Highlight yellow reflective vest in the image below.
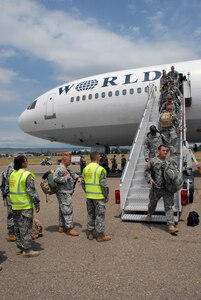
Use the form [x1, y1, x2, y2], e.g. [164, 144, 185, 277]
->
[9, 169, 35, 210]
[83, 162, 106, 200]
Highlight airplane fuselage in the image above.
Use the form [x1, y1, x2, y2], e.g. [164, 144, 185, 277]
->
[18, 60, 201, 146]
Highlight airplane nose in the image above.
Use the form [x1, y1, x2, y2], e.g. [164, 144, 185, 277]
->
[18, 110, 28, 133]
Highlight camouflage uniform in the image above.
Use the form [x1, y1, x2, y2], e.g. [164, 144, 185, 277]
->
[144, 157, 175, 225]
[160, 101, 179, 114]
[143, 132, 165, 160]
[12, 175, 40, 250]
[158, 111, 180, 148]
[53, 165, 79, 229]
[82, 170, 109, 234]
[167, 70, 179, 82]
[3, 163, 14, 234]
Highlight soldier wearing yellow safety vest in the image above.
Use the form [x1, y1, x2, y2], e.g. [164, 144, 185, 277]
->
[9, 155, 40, 257]
[82, 151, 111, 242]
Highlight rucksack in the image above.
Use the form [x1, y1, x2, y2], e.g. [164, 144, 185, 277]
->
[187, 211, 199, 227]
[40, 172, 58, 198]
[163, 160, 183, 193]
[159, 112, 173, 128]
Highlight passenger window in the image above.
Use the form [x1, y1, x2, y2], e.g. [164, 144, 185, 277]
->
[101, 92, 105, 98]
[130, 88, 134, 94]
[137, 88, 142, 94]
[95, 93, 99, 99]
[82, 95, 86, 101]
[115, 90, 119, 96]
[145, 87, 148, 93]
[70, 97, 74, 103]
[108, 91, 112, 97]
[122, 89, 127, 95]
[76, 96, 80, 102]
[88, 94, 92, 100]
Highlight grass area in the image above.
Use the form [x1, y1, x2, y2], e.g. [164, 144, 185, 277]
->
[0, 153, 129, 166]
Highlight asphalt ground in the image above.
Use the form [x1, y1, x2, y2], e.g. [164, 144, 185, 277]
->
[0, 164, 201, 300]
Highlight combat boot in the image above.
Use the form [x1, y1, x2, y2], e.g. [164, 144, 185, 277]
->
[66, 228, 79, 237]
[87, 231, 94, 240]
[7, 232, 16, 242]
[168, 225, 179, 235]
[97, 233, 111, 242]
[23, 250, 40, 257]
[58, 226, 66, 233]
[145, 214, 152, 223]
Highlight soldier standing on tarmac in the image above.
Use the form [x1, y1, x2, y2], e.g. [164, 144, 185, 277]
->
[53, 153, 81, 236]
[9, 155, 40, 257]
[2, 162, 16, 242]
[82, 151, 111, 242]
[144, 145, 179, 234]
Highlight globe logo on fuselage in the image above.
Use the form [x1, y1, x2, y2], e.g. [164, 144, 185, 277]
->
[75, 79, 98, 91]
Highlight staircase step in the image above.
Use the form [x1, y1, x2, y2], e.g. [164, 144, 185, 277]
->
[121, 213, 179, 223]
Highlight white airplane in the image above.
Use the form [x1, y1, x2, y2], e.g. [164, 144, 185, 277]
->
[18, 59, 201, 152]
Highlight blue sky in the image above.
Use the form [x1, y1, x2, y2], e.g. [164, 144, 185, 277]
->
[0, 0, 201, 148]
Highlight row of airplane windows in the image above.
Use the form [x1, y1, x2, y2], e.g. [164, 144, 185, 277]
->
[70, 86, 151, 103]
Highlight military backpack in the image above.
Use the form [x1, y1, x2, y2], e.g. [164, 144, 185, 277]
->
[159, 112, 173, 128]
[163, 160, 183, 193]
[40, 171, 58, 201]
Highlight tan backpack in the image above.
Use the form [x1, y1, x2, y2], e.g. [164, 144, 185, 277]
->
[159, 112, 173, 128]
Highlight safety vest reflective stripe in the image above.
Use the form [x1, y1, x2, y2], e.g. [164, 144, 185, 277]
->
[9, 169, 34, 210]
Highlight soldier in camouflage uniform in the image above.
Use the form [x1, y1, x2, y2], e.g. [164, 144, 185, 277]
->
[160, 69, 168, 91]
[9, 155, 40, 257]
[82, 151, 111, 242]
[2, 162, 16, 241]
[143, 125, 166, 161]
[144, 145, 179, 234]
[167, 66, 179, 83]
[159, 105, 181, 153]
[53, 153, 81, 236]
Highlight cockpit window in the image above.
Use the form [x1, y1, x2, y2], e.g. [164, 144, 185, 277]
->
[27, 99, 37, 110]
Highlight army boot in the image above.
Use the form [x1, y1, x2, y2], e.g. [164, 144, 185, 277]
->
[87, 231, 94, 240]
[97, 233, 111, 242]
[7, 232, 16, 242]
[168, 225, 179, 235]
[58, 226, 66, 233]
[145, 214, 152, 223]
[23, 250, 40, 257]
[66, 228, 79, 237]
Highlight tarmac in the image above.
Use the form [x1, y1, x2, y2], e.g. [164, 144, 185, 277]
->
[0, 164, 201, 300]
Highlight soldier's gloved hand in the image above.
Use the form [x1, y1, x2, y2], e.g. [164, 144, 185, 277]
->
[35, 207, 40, 213]
[105, 197, 109, 203]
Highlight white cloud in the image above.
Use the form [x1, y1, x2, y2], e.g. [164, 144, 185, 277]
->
[0, 116, 17, 122]
[0, 0, 198, 83]
[0, 89, 21, 103]
[0, 68, 18, 84]
[147, 11, 168, 33]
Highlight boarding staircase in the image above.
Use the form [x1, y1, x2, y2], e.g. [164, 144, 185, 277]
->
[120, 81, 188, 222]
